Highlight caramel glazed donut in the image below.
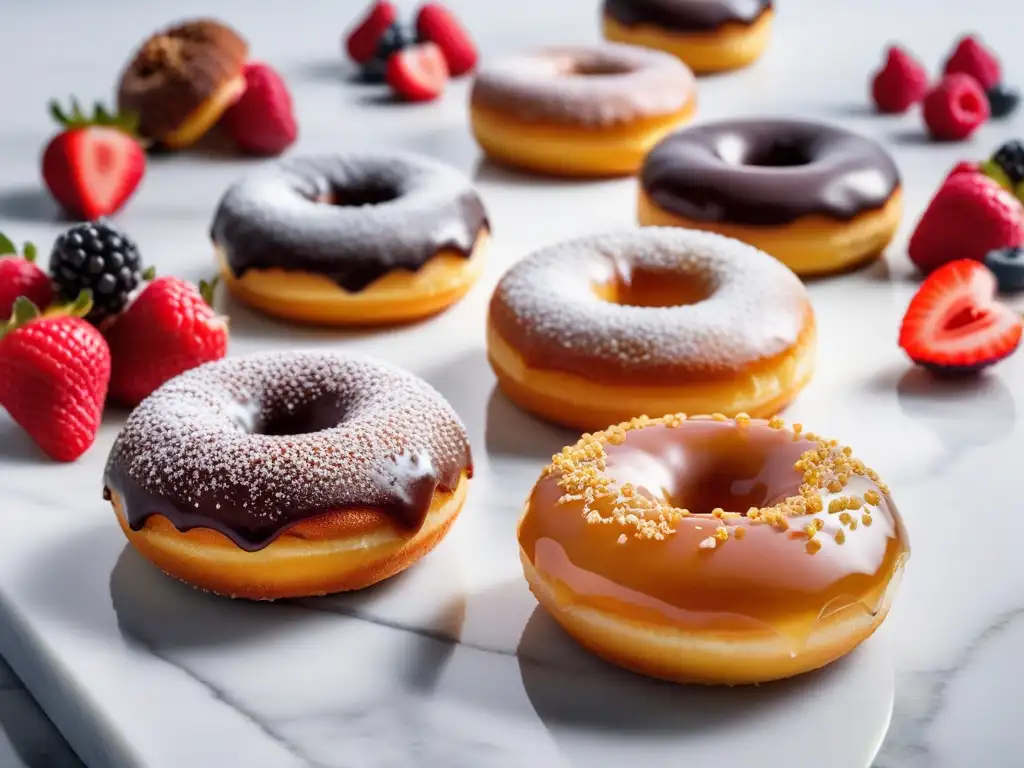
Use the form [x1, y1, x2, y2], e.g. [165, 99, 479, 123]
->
[469, 44, 696, 177]
[103, 352, 473, 600]
[602, 0, 774, 74]
[639, 118, 903, 277]
[519, 414, 911, 685]
[487, 228, 815, 431]
[117, 18, 248, 149]
[211, 154, 490, 326]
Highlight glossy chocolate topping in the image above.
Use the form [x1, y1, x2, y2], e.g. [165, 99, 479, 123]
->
[519, 416, 910, 635]
[103, 352, 473, 551]
[603, 0, 773, 32]
[641, 119, 901, 226]
[210, 154, 489, 293]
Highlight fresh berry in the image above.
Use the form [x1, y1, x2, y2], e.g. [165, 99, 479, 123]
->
[359, 22, 415, 83]
[104, 276, 228, 407]
[345, 1, 399, 64]
[922, 74, 990, 141]
[946, 161, 980, 182]
[386, 43, 450, 102]
[415, 3, 478, 77]
[870, 46, 929, 114]
[983, 247, 1024, 292]
[909, 173, 1024, 274]
[41, 99, 145, 221]
[0, 236, 53, 319]
[49, 220, 145, 324]
[981, 139, 1024, 193]
[0, 293, 111, 462]
[943, 35, 1001, 90]
[220, 62, 298, 156]
[899, 259, 1022, 373]
[986, 84, 1021, 120]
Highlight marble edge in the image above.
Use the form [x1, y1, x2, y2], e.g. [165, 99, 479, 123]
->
[0, 597, 134, 768]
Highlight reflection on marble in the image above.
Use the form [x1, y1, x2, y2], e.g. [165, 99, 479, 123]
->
[0, 659, 83, 768]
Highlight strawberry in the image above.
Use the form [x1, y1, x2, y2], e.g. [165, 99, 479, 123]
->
[41, 99, 145, 221]
[104, 276, 228, 407]
[220, 62, 298, 157]
[0, 292, 110, 462]
[346, 2, 399, 64]
[415, 3, 478, 77]
[943, 35, 1001, 91]
[908, 173, 1024, 274]
[0, 235, 53, 319]
[945, 161, 981, 182]
[899, 259, 1022, 373]
[386, 43, 449, 102]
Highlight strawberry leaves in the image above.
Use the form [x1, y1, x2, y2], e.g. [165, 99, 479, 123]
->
[49, 98, 140, 137]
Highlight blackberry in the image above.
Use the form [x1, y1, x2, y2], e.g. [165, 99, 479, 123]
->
[359, 23, 414, 83]
[987, 84, 1021, 120]
[49, 221, 144, 323]
[992, 140, 1024, 186]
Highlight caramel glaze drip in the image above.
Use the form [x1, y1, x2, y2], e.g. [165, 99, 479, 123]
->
[603, 0, 773, 32]
[518, 415, 909, 644]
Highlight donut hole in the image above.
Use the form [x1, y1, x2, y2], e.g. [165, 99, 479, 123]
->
[565, 59, 635, 78]
[593, 266, 713, 308]
[254, 394, 347, 437]
[716, 135, 814, 168]
[321, 181, 400, 208]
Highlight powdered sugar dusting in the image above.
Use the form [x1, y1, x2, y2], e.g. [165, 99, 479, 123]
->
[470, 44, 695, 126]
[490, 228, 811, 380]
[104, 352, 472, 547]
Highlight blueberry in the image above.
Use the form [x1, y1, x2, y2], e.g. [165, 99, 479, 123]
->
[358, 23, 413, 83]
[987, 84, 1021, 119]
[984, 247, 1024, 292]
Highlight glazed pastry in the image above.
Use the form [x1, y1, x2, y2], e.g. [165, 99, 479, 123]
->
[469, 44, 696, 177]
[487, 228, 814, 430]
[103, 351, 473, 600]
[117, 18, 248, 149]
[639, 118, 903, 277]
[519, 414, 910, 685]
[211, 154, 490, 326]
[602, 0, 774, 74]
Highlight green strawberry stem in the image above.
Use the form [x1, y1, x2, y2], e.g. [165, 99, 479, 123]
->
[199, 277, 219, 307]
[49, 98, 140, 137]
[0, 232, 38, 261]
[142, 266, 157, 281]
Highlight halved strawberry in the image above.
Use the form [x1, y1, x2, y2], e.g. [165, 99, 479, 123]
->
[345, 2, 399, 64]
[899, 259, 1023, 373]
[386, 43, 449, 102]
[41, 99, 145, 221]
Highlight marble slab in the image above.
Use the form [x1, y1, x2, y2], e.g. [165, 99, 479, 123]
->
[2, 0, 1024, 766]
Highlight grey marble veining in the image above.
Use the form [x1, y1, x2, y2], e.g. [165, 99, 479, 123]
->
[2, 0, 1024, 766]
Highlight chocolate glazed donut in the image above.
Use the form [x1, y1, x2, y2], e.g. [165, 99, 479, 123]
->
[601, 0, 774, 73]
[211, 153, 490, 326]
[638, 119, 903, 277]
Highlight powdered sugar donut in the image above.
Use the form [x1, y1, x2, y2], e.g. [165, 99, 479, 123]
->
[469, 44, 696, 177]
[211, 153, 490, 326]
[104, 351, 473, 599]
[487, 228, 815, 429]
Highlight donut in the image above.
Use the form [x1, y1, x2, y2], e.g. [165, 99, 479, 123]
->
[211, 154, 490, 326]
[487, 228, 815, 431]
[103, 352, 473, 600]
[638, 118, 903, 277]
[602, 0, 774, 74]
[519, 414, 911, 685]
[117, 19, 248, 149]
[469, 44, 696, 177]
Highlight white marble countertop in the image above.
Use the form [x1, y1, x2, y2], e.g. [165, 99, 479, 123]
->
[2, 0, 1024, 766]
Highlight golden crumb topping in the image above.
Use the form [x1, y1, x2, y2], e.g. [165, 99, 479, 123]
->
[546, 414, 890, 553]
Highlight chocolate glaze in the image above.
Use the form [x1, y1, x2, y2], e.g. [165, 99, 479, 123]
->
[603, 0, 772, 32]
[103, 352, 473, 551]
[210, 154, 489, 293]
[641, 119, 901, 227]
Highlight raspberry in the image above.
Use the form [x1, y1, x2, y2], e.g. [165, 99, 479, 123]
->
[922, 73, 990, 141]
[871, 46, 929, 114]
[943, 35, 1001, 90]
